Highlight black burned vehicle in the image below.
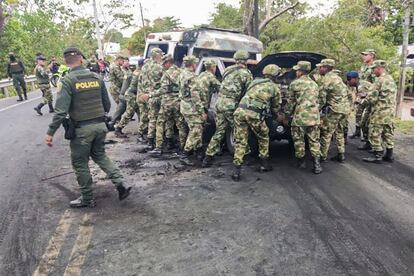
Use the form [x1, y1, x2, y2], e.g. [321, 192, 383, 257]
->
[204, 51, 327, 154]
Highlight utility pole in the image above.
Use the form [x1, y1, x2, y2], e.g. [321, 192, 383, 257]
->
[397, 2, 412, 118]
[139, 2, 147, 45]
[93, 0, 104, 59]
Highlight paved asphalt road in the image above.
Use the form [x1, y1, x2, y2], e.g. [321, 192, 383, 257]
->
[0, 90, 414, 276]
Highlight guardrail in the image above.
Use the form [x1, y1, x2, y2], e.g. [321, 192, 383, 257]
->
[0, 75, 37, 97]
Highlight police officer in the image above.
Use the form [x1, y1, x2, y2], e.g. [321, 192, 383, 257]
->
[34, 55, 54, 115]
[45, 47, 131, 208]
[7, 52, 27, 101]
[231, 64, 282, 181]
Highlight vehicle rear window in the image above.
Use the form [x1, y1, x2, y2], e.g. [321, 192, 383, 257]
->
[146, 44, 169, 58]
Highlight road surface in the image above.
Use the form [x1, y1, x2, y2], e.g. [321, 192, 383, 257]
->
[0, 91, 414, 276]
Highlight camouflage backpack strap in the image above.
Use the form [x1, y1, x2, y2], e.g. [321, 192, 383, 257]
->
[246, 78, 271, 93]
[164, 71, 180, 93]
[222, 66, 242, 81]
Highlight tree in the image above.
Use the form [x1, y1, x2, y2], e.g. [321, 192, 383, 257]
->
[209, 3, 243, 30]
[104, 29, 123, 43]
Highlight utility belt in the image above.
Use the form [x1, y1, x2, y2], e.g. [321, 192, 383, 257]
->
[63, 116, 107, 140]
[76, 116, 106, 127]
[239, 104, 272, 121]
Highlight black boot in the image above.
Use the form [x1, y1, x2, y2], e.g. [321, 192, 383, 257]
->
[382, 148, 394, 163]
[259, 158, 273, 172]
[117, 185, 132, 201]
[231, 165, 241, 181]
[145, 138, 155, 150]
[202, 155, 213, 168]
[166, 138, 175, 151]
[69, 196, 96, 208]
[137, 134, 147, 144]
[48, 103, 54, 113]
[34, 103, 44, 115]
[23, 92, 28, 100]
[148, 147, 162, 157]
[358, 142, 371, 151]
[296, 157, 306, 169]
[350, 127, 361, 139]
[195, 147, 205, 161]
[313, 157, 323, 174]
[114, 127, 127, 138]
[17, 95, 24, 102]
[107, 121, 115, 131]
[330, 153, 345, 163]
[179, 151, 194, 166]
[363, 151, 383, 164]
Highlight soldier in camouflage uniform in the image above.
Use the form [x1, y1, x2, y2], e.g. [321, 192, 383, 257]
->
[109, 56, 125, 104]
[362, 60, 397, 163]
[333, 69, 353, 145]
[115, 58, 145, 137]
[231, 64, 282, 181]
[318, 59, 350, 163]
[33, 55, 54, 115]
[136, 59, 150, 143]
[286, 61, 322, 174]
[178, 55, 200, 165]
[202, 50, 253, 167]
[181, 59, 221, 162]
[352, 49, 376, 143]
[149, 54, 188, 156]
[140, 48, 164, 150]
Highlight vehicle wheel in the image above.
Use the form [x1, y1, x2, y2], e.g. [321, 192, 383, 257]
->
[225, 128, 259, 156]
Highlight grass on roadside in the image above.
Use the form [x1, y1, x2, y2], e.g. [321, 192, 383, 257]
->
[395, 119, 414, 135]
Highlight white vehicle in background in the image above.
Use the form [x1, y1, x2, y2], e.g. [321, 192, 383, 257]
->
[143, 26, 263, 66]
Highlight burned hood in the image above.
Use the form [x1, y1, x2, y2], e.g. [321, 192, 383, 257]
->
[253, 51, 327, 78]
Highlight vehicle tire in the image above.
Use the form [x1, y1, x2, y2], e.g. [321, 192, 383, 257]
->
[225, 127, 259, 156]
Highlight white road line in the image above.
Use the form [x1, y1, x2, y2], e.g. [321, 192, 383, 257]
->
[0, 95, 42, 113]
[63, 213, 94, 276]
[32, 210, 74, 276]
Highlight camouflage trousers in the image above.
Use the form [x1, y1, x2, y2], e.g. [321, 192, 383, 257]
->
[147, 97, 161, 139]
[291, 126, 320, 159]
[233, 108, 269, 166]
[137, 94, 149, 136]
[361, 106, 371, 140]
[155, 97, 188, 149]
[205, 109, 235, 157]
[369, 123, 394, 152]
[320, 111, 346, 159]
[335, 113, 349, 138]
[39, 84, 53, 104]
[354, 102, 364, 127]
[109, 86, 120, 104]
[116, 93, 139, 130]
[183, 114, 204, 152]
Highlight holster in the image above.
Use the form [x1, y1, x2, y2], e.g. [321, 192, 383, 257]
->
[62, 118, 76, 140]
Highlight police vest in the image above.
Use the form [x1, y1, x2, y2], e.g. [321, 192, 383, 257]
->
[9, 62, 23, 74]
[65, 72, 105, 122]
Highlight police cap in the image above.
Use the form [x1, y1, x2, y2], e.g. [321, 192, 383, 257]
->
[346, 71, 359, 80]
[63, 47, 85, 58]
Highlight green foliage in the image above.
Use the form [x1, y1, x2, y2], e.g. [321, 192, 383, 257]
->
[209, 3, 243, 30]
[104, 29, 123, 43]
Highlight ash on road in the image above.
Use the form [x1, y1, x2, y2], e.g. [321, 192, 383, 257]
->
[0, 93, 414, 276]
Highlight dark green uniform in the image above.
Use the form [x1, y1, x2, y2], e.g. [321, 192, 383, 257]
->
[7, 59, 27, 100]
[47, 66, 125, 203]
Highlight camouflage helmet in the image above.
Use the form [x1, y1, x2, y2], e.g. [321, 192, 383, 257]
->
[161, 54, 173, 64]
[361, 48, 376, 56]
[262, 64, 281, 76]
[370, 60, 387, 69]
[183, 55, 199, 65]
[233, 50, 249, 61]
[316, 59, 335, 68]
[151, 47, 163, 55]
[293, 61, 311, 72]
[203, 59, 217, 67]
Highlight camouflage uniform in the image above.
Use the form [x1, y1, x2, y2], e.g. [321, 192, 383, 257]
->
[367, 71, 397, 152]
[155, 64, 188, 149]
[357, 62, 376, 138]
[319, 65, 350, 159]
[109, 63, 124, 104]
[286, 74, 321, 159]
[142, 59, 164, 140]
[34, 64, 53, 105]
[205, 64, 252, 157]
[136, 74, 149, 136]
[233, 77, 281, 166]
[183, 68, 221, 152]
[116, 68, 140, 130]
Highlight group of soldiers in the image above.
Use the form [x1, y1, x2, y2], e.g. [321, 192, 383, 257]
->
[106, 47, 397, 181]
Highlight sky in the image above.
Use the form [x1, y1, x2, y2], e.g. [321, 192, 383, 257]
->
[122, 0, 338, 37]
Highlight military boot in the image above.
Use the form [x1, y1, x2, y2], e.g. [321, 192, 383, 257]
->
[330, 153, 345, 163]
[259, 158, 273, 172]
[350, 127, 361, 139]
[137, 134, 147, 144]
[117, 185, 132, 201]
[145, 138, 155, 150]
[48, 103, 55, 113]
[358, 142, 371, 151]
[202, 155, 213, 168]
[179, 151, 194, 166]
[106, 121, 115, 131]
[231, 165, 241, 181]
[363, 151, 383, 164]
[296, 157, 306, 169]
[69, 197, 96, 208]
[313, 157, 323, 174]
[34, 103, 44, 116]
[195, 147, 205, 161]
[148, 147, 162, 157]
[114, 127, 127, 138]
[17, 95, 24, 102]
[166, 138, 175, 151]
[23, 92, 28, 100]
[382, 148, 394, 163]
